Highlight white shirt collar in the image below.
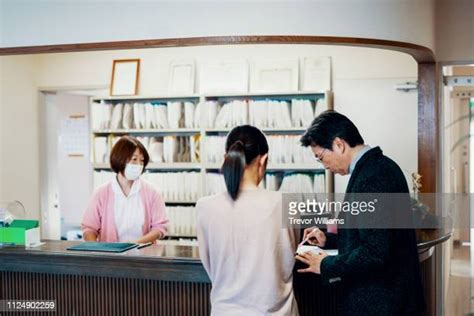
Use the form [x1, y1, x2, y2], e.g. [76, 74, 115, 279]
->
[349, 145, 371, 174]
[112, 175, 141, 197]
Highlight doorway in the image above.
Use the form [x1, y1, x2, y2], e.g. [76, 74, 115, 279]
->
[39, 88, 106, 240]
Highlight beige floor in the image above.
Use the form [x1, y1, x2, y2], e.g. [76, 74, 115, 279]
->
[445, 244, 474, 315]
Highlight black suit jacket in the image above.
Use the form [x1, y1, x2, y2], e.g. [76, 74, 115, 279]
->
[320, 147, 425, 315]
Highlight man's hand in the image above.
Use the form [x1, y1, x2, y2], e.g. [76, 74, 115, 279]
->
[302, 227, 326, 247]
[295, 251, 329, 274]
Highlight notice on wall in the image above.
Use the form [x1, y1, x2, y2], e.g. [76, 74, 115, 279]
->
[59, 115, 88, 157]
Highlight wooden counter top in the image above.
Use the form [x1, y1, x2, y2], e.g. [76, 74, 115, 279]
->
[0, 240, 209, 283]
[0, 229, 451, 283]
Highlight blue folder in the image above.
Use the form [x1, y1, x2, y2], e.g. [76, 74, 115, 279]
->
[67, 242, 138, 253]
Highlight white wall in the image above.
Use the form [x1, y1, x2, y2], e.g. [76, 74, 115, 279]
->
[435, 0, 474, 62]
[0, 0, 436, 52]
[0, 44, 417, 220]
[4, 1, 474, 61]
[0, 55, 39, 218]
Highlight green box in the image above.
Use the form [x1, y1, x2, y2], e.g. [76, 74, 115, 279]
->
[0, 220, 40, 246]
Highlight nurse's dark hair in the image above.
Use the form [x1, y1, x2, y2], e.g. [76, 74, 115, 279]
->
[221, 125, 269, 201]
[110, 136, 149, 174]
[300, 110, 364, 149]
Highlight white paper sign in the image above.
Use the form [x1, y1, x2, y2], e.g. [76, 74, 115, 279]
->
[59, 117, 88, 156]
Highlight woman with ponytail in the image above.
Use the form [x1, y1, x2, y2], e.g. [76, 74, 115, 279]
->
[196, 125, 299, 316]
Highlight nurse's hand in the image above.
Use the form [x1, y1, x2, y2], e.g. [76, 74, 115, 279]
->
[295, 251, 328, 274]
[302, 227, 326, 247]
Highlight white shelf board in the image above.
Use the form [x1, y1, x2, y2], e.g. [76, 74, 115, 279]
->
[92, 91, 326, 103]
[93, 162, 202, 170]
[203, 163, 324, 171]
[205, 127, 307, 133]
[92, 94, 200, 102]
[92, 128, 201, 134]
[204, 90, 326, 98]
[92, 127, 306, 134]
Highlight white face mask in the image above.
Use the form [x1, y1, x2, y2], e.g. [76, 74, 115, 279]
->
[124, 163, 143, 181]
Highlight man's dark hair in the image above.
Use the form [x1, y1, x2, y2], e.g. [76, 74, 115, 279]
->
[300, 110, 364, 149]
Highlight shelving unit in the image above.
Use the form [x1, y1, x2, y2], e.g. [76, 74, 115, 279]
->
[90, 90, 334, 238]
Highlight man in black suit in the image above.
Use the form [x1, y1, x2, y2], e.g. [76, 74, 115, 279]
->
[295, 110, 425, 315]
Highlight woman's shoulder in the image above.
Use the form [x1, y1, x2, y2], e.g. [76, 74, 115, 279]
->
[196, 189, 281, 207]
[196, 192, 226, 207]
[244, 188, 282, 202]
[195, 192, 235, 214]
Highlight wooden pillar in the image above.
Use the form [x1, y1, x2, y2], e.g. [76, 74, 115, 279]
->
[418, 62, 439, 316]
[418, 62, 439, 193]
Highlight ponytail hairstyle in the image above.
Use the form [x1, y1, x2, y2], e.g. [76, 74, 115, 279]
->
[221, 125, 269, 201]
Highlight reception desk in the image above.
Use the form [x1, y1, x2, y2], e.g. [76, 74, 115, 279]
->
[0, 230, 451, 315]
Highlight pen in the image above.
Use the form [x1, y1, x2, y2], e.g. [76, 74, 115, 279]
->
[137, 242, 152, 249]
[298, 228, 317, 248]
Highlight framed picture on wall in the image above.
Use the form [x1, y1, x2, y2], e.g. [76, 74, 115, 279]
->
[168, 60, 195, 94]
[199, 60, 249, 94]
[110, 59, 140, 96]
[250, 59, 299, 93]
[301, 57, 331, 91]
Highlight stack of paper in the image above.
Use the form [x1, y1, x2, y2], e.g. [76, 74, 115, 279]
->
[195, 101, 220, 128]
[291, 99, 315, 127]
[145, 172, 200, 202]
[167, 102, 183, 129]
[109, 135, 198, 164]
[202, 136, 226, 163]
[265, 174, 280, 191]
[133, 103, 146, 129]
[144, 103, 156, 128]
[205, 173, 227, 195]
[110, 103, 123, 129]
[93, 137, 108, 163]
[92, 101, 199, 131]
[313, 174, 326, 193]
[91, 101, 113, 130]
[148, 137, 164, 163]
[154, 105, 169, 129]
[184, 102, 195, 128]
[269, 135, 318, 165]
[162, 136, 194, 163]
[167, 206, 196, 237]
[277, 173, 326, 194]
[190, 135, 200, 163]
[314, 98, 328, 118]
[296, 245, 338, 256]
[122, 103, 133, 129]
[203, 135, 319, 166]
[214, 100, 248, 128]
[279, 174, 314, 193]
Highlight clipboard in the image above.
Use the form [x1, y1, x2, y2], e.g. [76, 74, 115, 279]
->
[67, 242, 138, 253]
